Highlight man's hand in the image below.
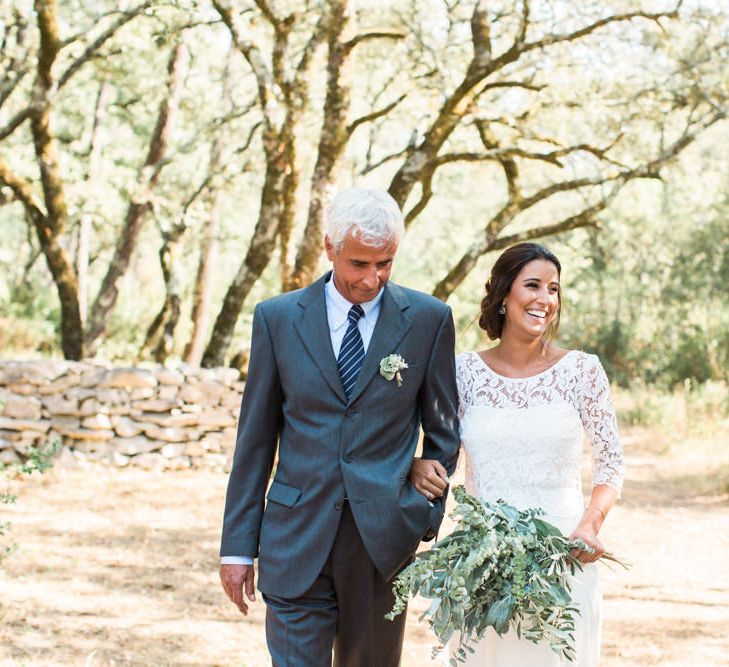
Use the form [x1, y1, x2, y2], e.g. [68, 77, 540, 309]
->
[220, 564, 256, 615]
[409, 457, 449, 500]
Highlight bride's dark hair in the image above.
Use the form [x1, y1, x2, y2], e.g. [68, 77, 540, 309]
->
[479, 242, 562, 340]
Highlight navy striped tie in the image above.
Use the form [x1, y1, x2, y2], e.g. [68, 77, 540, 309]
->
[337, 305, 365, 398]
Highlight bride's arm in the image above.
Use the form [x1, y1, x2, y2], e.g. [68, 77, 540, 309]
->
[568, 484, 618, 564]
[571, 353, 625, 563]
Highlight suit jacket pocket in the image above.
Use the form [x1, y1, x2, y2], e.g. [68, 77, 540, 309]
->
[400, 480, 432, 533]
[267, 480, 302, 508]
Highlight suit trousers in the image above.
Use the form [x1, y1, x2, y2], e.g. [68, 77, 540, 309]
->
[263, 501, 409, 667]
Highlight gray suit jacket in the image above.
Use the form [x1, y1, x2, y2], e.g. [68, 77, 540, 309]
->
[220, 273, 460, 598]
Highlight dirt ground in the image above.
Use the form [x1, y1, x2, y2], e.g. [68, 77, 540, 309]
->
[1, 425, 728, 667]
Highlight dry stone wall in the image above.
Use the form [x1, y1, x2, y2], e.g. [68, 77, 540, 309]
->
[0, 360, 243, 471]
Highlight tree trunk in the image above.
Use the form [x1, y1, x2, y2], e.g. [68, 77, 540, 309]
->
[277, 125, 299, 291]
[85, 41, 187, 355]
[152, 293, 181, 363]
[78, 79, 110, 326]
[201, 153, 285, 367]
[204, 3, 327, 366]
[139, 224, 185, 363]
[286, 0, 352, 292]
[0, 153, 82, 360]
[184, 191, 220, 366]
[29, 0, 82, 359]
[183, 45, 237, 366]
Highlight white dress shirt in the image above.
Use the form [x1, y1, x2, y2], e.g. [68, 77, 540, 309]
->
[221, 274, 384, 566]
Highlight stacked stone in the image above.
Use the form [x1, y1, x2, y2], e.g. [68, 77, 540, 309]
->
[0, 360, 243, 471]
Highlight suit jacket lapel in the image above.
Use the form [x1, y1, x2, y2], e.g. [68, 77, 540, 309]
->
[347, 282, 411, 405]
[293, 273, 348, 404]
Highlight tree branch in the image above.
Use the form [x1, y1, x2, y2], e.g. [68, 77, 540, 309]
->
[432, 190, 621, 302]
[347, 93, 406, 135]
[0, 1, 153, 141]
[522, 9, 680, 56]
[469, 0, 492, 73]
[58, 1, 153, 89]
[473, 119, 520, 202]
[343, 30, 405, 54]
[360, 146, 410, 176]
[431, 99, 714, 303]
[479, 79, 544, 94]
[213, 0, 272, 113]
[404, 170, 435, 225]
[0, 64, 31, 110]
[0, 153, 46, 224]
[638, 110, 726, 176]
[433, 139, 627, 169]
[0, 108, 34, 143]
[518, 175, 620, 212]
[233, 120, 263, 156]
[253, 0, 282, 28]
[486, 202, 609, 253]
[265, 6, 294, 98]
[516, 0, 531, 47]
[292, 9, 327, 92]
[142, 99, 259, 172]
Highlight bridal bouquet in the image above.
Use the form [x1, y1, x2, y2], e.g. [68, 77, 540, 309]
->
[387, 486, 625, 664]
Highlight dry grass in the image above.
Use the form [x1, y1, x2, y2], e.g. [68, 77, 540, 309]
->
[1, 425, 728, 666]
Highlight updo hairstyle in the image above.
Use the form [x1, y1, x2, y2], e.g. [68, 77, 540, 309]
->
[479, 242, 562, 340]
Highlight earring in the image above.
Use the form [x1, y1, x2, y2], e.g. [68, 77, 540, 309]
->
[499, 304, 506, 315]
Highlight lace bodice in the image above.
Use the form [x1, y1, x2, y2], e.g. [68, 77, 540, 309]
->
[456, 350, 623, 527]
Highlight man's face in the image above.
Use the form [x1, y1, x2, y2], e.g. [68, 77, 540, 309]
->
[325, 230, 398, 304]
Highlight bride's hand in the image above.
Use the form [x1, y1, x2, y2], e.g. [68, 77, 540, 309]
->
[408, 457, 449, 501]
[568, 524, 605, 564]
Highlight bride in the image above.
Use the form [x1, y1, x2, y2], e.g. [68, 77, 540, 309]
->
[410, 242, 624, 666]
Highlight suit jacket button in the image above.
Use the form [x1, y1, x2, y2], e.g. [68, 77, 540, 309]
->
[335, 501, 343, 510]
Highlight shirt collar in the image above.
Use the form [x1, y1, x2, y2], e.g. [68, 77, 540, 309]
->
[325, 273, 384, 329]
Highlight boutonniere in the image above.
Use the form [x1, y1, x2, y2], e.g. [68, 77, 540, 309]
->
[379, 354, 409, 387]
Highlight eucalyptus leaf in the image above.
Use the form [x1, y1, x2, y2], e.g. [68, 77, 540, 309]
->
[532, 517, 563, 537]
[485, 595, 514, 635]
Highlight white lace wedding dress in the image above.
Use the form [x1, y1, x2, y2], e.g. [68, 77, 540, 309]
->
[449, 350, 624, 667]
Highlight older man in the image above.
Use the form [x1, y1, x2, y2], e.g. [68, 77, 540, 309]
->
[220, 188, 459, 666]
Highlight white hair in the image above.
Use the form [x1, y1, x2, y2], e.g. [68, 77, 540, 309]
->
[325, 188, 405, 252]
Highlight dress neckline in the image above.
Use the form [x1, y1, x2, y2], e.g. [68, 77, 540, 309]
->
[470, 349, 577, 381]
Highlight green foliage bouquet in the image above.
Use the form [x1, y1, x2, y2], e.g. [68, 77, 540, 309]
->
[387, 486, 624, 664]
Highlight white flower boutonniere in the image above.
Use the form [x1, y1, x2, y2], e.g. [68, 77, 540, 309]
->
[379, 354, 409, 387]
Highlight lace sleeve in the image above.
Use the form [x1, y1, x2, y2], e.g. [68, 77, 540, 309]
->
[578, 354, 624, 495]
[455, 353, 470, 421]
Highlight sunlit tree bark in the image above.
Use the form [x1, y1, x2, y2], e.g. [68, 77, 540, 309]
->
[85, 40, 188, 355]
[202, 0, 327, 367]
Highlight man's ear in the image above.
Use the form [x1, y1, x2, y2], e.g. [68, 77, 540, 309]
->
[324, 235, 336, 261]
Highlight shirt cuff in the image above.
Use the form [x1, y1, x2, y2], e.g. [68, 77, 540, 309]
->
[221, 556, 254, 565]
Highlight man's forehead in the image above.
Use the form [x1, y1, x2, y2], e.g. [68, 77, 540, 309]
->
[342, 231, 398, 255]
